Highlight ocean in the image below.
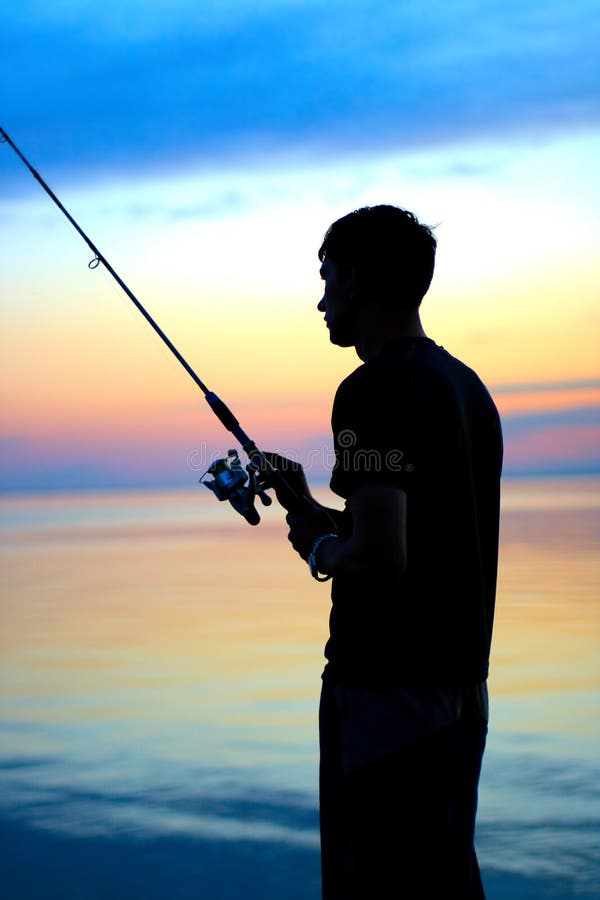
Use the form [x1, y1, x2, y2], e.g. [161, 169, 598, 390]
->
[1, 476, 599, 899]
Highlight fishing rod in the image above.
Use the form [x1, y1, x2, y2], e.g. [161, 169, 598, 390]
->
[0, 126, 302, 525]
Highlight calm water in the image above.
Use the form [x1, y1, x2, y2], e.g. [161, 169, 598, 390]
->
[1, 477, 599, 899]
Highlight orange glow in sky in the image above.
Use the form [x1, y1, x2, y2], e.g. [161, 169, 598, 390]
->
[2, 134, 599, 489]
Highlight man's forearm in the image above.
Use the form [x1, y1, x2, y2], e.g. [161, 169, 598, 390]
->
[313, 485, 407, 581]
[315, 533, 405, 582]
[286, 483, 406, 581]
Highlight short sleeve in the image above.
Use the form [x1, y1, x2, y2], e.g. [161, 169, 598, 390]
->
[329, 366, 418, 499]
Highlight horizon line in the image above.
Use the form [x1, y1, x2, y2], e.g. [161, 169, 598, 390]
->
[1, 466, 600, 500]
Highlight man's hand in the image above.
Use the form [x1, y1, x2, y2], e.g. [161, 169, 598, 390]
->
[260, 451, 312, 510]
[261, 451, 344, 530]
[285, 499, 338, 562]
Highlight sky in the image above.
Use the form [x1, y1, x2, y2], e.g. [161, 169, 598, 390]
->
[1, 0, 599, 491]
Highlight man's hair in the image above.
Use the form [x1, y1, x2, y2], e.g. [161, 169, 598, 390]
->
[318, 204, 437, 309]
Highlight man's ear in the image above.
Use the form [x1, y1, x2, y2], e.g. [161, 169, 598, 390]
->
[348, 265, 362, 302]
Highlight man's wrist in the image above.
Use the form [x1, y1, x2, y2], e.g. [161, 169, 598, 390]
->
[308, 533, 338, 582]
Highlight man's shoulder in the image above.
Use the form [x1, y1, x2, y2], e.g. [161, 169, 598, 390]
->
[332, 338, 499, 424]
[381, 339, 497, 412]
[333, 362, 369, 406]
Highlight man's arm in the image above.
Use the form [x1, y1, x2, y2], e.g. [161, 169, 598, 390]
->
[287, 482, 407, 582]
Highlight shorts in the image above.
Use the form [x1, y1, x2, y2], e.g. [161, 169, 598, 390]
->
[319, 678, 488, 899]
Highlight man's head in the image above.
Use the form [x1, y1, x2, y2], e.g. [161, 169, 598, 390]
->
[317, 205, 436, 347]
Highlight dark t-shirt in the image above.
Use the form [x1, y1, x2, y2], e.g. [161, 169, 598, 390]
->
[325, 337, 503, 688]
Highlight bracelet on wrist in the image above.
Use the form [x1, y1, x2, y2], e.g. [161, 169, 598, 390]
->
[308, 533, 337, 582]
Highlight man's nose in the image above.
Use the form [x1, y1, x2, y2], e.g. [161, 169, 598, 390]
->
[317, 296, 325, 312]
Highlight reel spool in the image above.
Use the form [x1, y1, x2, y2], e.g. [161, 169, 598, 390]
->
[201, 450, 272, 525]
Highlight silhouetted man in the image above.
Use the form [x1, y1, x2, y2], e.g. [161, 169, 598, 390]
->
[271, 205, 502, 898]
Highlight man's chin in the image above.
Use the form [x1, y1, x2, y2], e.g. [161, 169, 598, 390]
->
[328, 329, 355, 348]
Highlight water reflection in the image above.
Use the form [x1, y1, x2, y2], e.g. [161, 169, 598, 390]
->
[1, 478, 599, 898]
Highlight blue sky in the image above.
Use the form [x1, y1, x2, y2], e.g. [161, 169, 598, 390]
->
[2, 0, 599, 187]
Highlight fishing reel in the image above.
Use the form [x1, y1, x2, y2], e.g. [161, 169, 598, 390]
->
[201, 449, 272, 525]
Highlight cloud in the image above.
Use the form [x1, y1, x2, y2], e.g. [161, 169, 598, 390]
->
[492, 378, 600, 395]
[501, 405, 600, 474]
[1, 0, 598, 190]
[502, 405, 599, 439]
[2, 400, 599, 493]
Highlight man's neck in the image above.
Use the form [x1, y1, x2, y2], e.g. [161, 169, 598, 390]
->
[355, 308, 428, 362]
